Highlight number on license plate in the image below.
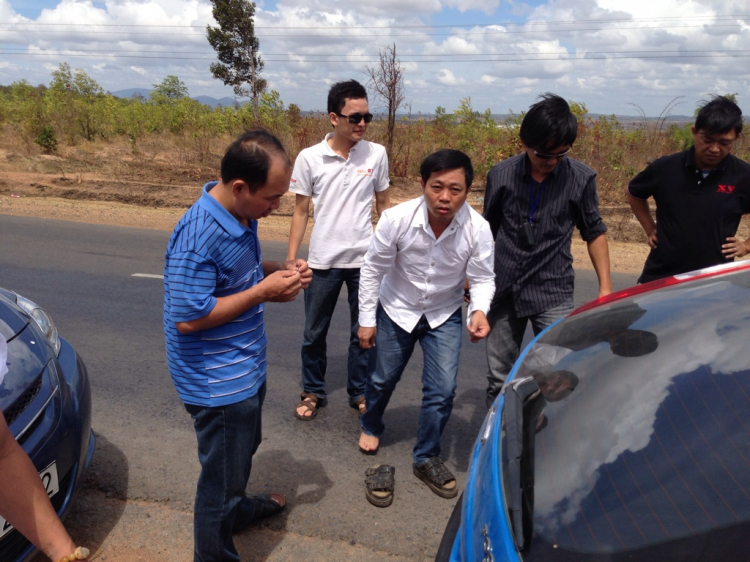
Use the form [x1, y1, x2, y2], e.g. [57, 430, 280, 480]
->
[0, 461, 60, 539]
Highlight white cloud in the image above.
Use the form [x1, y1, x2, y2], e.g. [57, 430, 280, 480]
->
[442, 0, 500, 15]
[130, 66, 147, 76]
[1, 0, 750, 115]
[436, 68, 465, 85]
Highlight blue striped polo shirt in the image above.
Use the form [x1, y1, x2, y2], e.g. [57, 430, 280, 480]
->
[163, 182, 267, 407]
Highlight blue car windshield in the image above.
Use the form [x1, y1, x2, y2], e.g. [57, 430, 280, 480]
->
[517, 268, 750, 562]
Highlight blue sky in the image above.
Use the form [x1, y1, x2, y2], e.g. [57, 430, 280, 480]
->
[2, 0, 749, 116]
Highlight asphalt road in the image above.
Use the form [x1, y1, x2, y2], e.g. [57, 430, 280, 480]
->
[0, 215, 638, 561]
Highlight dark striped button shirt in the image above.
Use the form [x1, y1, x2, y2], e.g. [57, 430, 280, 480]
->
[483, 153, 607, 317]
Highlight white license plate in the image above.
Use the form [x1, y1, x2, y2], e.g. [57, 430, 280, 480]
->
[0, 461, 60, 539]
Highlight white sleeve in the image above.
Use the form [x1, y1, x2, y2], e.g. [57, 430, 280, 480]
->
[289, 151, 313, 196]
[375, 147, 390, 192]
[358, 211, 398, 327]
[466, 218, 496, 322]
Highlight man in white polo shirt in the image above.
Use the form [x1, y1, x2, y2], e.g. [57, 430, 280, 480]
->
[287, 80, 390, 420]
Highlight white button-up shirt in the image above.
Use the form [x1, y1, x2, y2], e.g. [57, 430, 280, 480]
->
[359, 196, 496, 332]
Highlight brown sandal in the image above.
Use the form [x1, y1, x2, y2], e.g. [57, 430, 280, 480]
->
[351, 396, 367, 415]
[295, 392, 323, 421]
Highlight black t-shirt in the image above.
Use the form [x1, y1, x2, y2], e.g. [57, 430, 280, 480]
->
[628, 148, 750, 283]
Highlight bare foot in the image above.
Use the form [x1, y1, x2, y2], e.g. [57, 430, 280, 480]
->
[359, 432, 379, 454]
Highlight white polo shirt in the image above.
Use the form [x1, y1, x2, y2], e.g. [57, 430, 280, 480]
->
[359, 196, 496, 332]
[290, 133, 390, 269]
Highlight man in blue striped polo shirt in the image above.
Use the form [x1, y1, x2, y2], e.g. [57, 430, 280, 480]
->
[164, 130, 312, 562]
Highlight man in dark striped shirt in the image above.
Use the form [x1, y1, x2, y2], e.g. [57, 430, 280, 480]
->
[164, 130, 312, 561]
[482, 94, 612, 408]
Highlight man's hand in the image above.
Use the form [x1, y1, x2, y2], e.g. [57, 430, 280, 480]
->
[284, 259, 313, 289]
[358, 326, 377, 349]
[467, 311, 490, 343]
[259, 269, 302, 302]
[646, 228, 658, 249]
[722, 237, 750, 259]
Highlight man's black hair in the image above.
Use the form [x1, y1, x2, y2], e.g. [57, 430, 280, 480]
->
[695, 95, 743, 136]
[221, 129, 291, 193]
[520, 93, 577, 150]
[420, 149, 474, 188]
[327, 80, 368, 115]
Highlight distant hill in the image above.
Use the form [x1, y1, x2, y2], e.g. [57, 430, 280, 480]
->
[110, 88, 242, 108]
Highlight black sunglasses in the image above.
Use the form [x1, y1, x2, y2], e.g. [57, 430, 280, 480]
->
[336, 112, 373, 124]
[533, 147, 571, 160]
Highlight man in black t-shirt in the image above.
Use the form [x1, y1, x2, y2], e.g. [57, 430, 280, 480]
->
[628, 96, 750, 283]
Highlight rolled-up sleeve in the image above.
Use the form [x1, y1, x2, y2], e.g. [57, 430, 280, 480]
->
[466, 219, 496, 321]
[358, 211, 397, 327]
[576, 175, 608, 242]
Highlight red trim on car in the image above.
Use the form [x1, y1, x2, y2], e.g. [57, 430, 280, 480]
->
[570, 261, 750, 316]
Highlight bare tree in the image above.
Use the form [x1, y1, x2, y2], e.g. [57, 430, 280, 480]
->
[366, 43, 405, 161]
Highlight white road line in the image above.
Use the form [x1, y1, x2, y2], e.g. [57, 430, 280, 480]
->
[132, 273, 164, 279]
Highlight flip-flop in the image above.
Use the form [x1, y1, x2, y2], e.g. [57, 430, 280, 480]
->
[365, 465, 395, 508]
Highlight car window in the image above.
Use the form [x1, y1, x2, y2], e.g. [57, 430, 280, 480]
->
[518, 270, 750, 561]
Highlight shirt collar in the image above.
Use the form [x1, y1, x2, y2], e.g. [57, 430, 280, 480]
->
[683, 146, 729, 173]
[521, 153, 565, 182]
[322, 132, 360, 158]
[197, 181, 253, 239]
[414, 196, 469, 233]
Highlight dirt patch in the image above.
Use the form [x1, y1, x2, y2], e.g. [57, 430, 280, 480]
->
[7, 144, 737, 276]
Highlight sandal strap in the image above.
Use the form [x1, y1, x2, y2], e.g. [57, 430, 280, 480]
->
[417, 457, 455, 486]
[365, 465, 395, 492]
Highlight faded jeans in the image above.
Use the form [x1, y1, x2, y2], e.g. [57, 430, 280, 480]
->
[485, 296, 574, 408]
[360, 304, 462, 464]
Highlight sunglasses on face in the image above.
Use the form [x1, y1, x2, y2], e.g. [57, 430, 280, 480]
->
[336, 112, 373, 124]
[533, 147, 571, 160]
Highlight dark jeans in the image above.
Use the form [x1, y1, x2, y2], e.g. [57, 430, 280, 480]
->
[301, 267, 370, 405]
[485, 296, 574, 408]
[360, 305, 462, 464]
[185, 383, 266, 562]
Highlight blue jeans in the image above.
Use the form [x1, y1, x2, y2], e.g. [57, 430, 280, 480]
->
[301, 268, 370, 405]
[185, 383, 266, 562]
[360, 305, 462, 464]
[485, 296, 574, 407]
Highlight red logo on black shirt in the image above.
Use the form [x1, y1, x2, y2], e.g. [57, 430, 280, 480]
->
[717, 184, 735, 193]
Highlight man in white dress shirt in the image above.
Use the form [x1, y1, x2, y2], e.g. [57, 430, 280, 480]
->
[357, 149, 495, 499]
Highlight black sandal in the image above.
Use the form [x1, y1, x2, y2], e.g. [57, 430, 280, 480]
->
[413, 457, 458, 498]
[365, 465, 395, 508]
[233, 493, 286, 532]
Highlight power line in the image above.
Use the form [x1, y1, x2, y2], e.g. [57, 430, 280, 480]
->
[1, 14, 748, 29]
[4, 47, 750, 58]
[0, 22, 746, 38]
[4, 50, 750, 63]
